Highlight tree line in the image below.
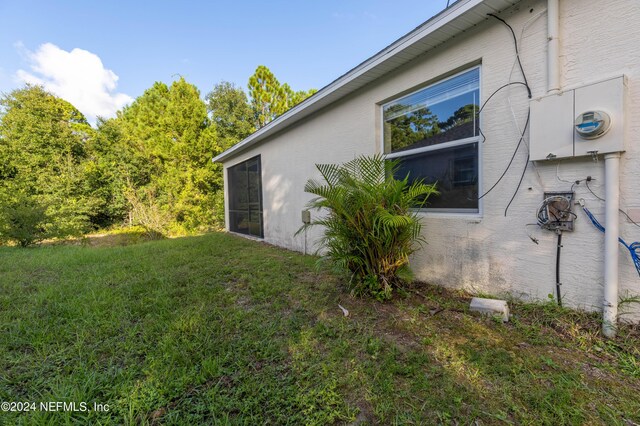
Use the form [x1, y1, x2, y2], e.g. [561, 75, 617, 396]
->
[0, 66, 316, 246]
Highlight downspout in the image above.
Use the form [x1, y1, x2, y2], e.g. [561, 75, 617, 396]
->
[603, 153, 621, 337]
[547, 0, 620, 336]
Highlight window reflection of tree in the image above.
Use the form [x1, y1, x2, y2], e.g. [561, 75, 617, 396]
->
[438, 104, 476, 132]
[385, 104, 440, 151]
[385, 103, 477, 152]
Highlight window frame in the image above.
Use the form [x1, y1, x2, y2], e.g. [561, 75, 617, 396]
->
[380, 65, 482, 216]
[227, 155, 264, 238]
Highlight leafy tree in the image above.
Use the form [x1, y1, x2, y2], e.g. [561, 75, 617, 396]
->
[0, 85, 97, 244]
[81, 116, 154, 228]
[206, 81, 255, 151]
[248, 65, 287, 128]
[282, 83, 317, 109]
[248, 65, 316, 128]
[0, 73, 317, 243]
[299, 155, 438, 300]
[116, 77, 220, 233]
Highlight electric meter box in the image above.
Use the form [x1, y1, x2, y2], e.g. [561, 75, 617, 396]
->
[529, 75, 626, 161]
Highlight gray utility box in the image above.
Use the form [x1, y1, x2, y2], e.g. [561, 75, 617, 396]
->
[301, 210, 311, 224]
[529, 75, 626, 161]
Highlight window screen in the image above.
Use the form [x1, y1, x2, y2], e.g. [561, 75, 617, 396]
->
[383, 67, 480, 212]
[228, 156, 263, 238]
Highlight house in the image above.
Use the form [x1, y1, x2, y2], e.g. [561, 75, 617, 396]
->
[213, 0, 640, 335]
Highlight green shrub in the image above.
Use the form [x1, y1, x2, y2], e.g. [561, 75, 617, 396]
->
[0, 191, 91, 247]
[300, 154, 437, 300]
[0, 192, 50, 247]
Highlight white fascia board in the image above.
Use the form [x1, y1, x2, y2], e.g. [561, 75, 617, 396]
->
[213, 0, 492, 164]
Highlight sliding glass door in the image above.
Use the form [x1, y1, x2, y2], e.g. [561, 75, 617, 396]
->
[227, 156, 263, 238]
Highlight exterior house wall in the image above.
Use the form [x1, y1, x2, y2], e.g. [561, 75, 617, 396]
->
[223, 0, 640, 315]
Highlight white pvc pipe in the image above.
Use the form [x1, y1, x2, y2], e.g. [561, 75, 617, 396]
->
[547, 0, 560, 93]
[603, 153, 621, 337]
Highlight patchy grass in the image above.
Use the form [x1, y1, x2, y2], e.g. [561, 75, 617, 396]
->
[0, 232, 639, 425]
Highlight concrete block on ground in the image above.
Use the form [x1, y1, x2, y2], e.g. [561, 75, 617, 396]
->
[470, 297, 510, 322]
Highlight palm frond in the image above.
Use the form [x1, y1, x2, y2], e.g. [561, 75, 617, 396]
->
[298, 154, 435, 300]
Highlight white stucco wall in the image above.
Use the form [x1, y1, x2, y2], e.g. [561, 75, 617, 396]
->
[223, 0, 640, 317]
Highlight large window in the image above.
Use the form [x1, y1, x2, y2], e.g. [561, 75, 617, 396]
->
[227, 156, 263, 238]
[383, 67, 480, 212]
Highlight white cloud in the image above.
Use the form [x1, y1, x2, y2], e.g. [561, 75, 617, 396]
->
[16, 43, 132, 123]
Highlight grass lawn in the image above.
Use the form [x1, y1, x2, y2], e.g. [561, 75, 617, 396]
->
[1, 232, 639, 425]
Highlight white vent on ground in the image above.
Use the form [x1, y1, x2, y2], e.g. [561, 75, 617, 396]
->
[469, 297, 510, 322]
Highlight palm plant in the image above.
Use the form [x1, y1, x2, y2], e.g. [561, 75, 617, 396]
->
[299, 154, 437, 300]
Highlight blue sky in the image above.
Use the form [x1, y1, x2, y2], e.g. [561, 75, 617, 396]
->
[0, 0, 448, 122]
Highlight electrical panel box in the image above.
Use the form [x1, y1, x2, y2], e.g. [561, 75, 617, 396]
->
[529, 76, 626, 161]
[540, 191, 575, 232]
[530, 91, 574, 160]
